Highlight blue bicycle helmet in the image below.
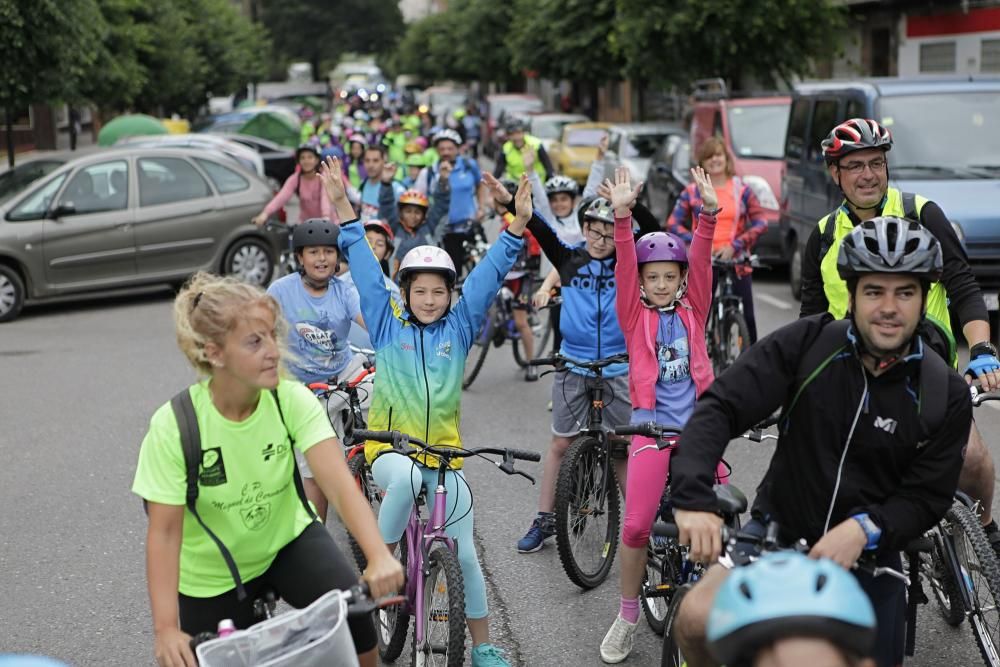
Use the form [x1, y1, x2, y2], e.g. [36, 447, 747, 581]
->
[707, 552, 876, 665]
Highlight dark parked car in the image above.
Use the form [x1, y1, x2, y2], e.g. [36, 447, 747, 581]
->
[0, 146, 286, 322]
[781, 76, 1000, 326]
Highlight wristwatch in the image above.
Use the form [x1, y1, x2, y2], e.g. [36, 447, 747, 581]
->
[851, 513, 882, 551]
[971, 341, 999, 360]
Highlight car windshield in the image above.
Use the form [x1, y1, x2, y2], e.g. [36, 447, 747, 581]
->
[566, 128, 606, 146]
[727, 104, 790, 159]
[492, 98, 543, 120]
[533, 119, 573, 140]
[622, 132, 668, 158]
[879, 93, 1000, 173]
[0, 160, 64, 203]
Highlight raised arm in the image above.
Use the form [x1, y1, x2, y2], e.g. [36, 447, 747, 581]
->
[485, 171, 574, 269]
[685, 167, 720, 322]
[581, 133, 610, 199]
[528, 167, 555, 223]
[608, 166, 644, 332]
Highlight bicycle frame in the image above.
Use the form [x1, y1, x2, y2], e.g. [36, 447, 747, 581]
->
[403, 461, 459, 647]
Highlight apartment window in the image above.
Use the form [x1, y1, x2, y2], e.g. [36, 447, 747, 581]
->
[919, 41, 956, 73]
[983, 38, 1000, 73]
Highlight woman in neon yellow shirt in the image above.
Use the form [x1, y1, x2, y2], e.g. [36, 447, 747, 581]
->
[133, 272, 402, 667]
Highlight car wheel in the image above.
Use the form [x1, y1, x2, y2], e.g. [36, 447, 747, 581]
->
[0, 264, 26, 323]
[789, 243, 802, 301]
[223, 238, 274, 288]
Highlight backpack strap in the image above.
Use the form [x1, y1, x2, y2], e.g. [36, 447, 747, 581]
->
[901, 191, 919, 222]
[270, 388, 320, 524]
[817, 208, 840, 264]
[917, 341, 948, 437]
[782, 319, 852, 431]
[170, 389, 248, 601]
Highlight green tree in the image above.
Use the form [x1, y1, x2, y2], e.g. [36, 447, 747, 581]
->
[614, 0, 847, 90]
[0, 0, 105, 165]
[261, 0, 405, 81]
[384, 12, 450, 82]
[83, 0, 152, 115]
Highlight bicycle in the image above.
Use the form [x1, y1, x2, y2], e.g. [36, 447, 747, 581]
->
[613, 421, 754, 636]
[259, 220, 298, 277]
[190, 582, 400, 667]
[912, 384, 1000, 666]
[706, 256, 763, 376]
[461, 287, 558, 390]
[455, 221, 490, 290]
[353, 428, 540, 667]
[308, 357, 378, 572]
[527, 352, 629, 589]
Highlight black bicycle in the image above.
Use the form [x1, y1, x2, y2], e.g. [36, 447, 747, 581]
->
[706, 256, 763, 376]
[529, 352, 629, 589]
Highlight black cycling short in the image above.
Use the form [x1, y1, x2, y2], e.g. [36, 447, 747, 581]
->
[178, 522, 376, 653]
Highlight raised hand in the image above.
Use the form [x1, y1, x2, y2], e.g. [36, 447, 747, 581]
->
[522, 146, 536, 170]
[606, 166, 642, 217]
[691, 166, 718, 211]
[597, 133, 609, 159]
[438, 159, 454, 181]
[482, 172, 513, 205]
[381, 161, 397, 184]
[510, 174, 532, 235]
[320, 156, 348, 203]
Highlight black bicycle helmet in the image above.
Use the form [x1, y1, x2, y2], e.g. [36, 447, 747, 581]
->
[821, 118, 892, 164]
[295, 143, 321, 160]
[837, 216, 943, 282]
[292, 218, 340, 252]
[581, 197, 615, 225]
[545, 175, 578, 197]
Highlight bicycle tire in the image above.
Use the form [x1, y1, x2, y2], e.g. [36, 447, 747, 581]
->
[554, 435, 621, 589]
[642, 536, 683, 635]
[412, 546, 466, 667]
[946, 502, 1000, 667]
[660, 583, 691, 667]
[346, 453, 382, 573]
[377, 535, 411, 662]
[719, 309, 750, 373]
[462, 312, 494, 389]
[929, 522, 966, 627]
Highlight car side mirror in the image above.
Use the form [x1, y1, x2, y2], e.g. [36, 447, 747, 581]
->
[48, 202, 76, 218]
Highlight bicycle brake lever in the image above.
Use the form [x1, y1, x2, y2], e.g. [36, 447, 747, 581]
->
[514, 469, 536, 485]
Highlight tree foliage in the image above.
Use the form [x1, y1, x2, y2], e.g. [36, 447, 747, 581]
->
[613, 0, 847, 90]
[507, 0, 621, 84]
[261, 0, 405, 80]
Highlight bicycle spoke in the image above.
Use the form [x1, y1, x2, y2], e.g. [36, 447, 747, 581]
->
[566, 450, 611, 574]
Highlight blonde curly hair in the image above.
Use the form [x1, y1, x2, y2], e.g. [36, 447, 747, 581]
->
[173, 272, 288, 376]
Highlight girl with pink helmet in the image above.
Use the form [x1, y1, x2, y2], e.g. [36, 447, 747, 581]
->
[599, 166, 729, 663]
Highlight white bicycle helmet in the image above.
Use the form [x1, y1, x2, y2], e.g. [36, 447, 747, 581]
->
[397, 245, 457, 286]
[432, 129, 463, 147]
[545, 175, 578, 197]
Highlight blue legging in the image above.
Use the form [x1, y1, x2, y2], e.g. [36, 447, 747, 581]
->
[370, 454, 487, 619]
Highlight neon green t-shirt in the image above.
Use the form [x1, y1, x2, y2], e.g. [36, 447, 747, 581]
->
[132, 379, 334, 597]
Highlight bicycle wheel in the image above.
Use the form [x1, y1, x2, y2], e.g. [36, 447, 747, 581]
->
[642, 535, 683, 635]
[462, 310, 494, 389]
[346, 453, 382, 573]
[412, 546, 466, 667]
[719, 309, 750, 373]
[377, 536, 411, 662]
[927, 522, 966, 627]
[660, 584, 691, 667]
[946, 502, 1000, 666]
[554, 435, 621, 589]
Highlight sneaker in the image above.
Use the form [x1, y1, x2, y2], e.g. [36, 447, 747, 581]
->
[471, 643, 511, 667]
[517, 514, 555, 553]
[525, 365, 538, 382]
[600, 614, 638, 664]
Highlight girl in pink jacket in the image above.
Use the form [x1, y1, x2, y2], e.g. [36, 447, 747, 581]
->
[599, 166, 728, 664]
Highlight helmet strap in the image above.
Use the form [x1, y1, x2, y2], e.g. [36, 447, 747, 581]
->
[301, 273, 330, 292]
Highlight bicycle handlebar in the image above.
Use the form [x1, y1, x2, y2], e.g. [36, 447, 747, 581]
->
[308, 365, 376, 394]
[354, 430, 542, 463]
[528, 352, 629, 371]
[712, 255, 767, 270]
[971, 382, 1000, 407]
[614, 422, 684, 439]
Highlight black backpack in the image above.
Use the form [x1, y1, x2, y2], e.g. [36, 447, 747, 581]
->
[782, 319, 948, 438]
[168, 387, 318, 601]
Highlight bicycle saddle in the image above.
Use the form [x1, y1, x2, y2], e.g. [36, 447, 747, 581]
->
[713, 484, 747, 515]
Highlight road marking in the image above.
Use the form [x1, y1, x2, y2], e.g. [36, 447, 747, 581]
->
[755, 293, 794, 311]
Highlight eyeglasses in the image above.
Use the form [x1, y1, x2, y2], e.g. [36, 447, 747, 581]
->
[586, 227, 614, 243]
[838, 157, 887, 174]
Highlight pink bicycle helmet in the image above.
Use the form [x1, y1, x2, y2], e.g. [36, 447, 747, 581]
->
[636, 232, 688, 264]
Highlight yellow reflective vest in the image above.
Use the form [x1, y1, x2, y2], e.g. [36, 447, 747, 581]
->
[502, 135, 547, 180]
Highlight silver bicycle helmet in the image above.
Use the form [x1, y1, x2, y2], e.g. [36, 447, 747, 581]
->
[837, 216, 943, 282]
[545, 175, 578, 197]
[431, 129, 462, 147]
[582, 197, 615, 225]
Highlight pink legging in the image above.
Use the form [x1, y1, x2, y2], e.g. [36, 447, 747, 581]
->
[621, 435, 730, 549]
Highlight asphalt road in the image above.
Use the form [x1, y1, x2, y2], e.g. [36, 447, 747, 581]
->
[2, 269, 1000, 666]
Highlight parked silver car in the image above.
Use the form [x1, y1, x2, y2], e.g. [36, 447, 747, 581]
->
[0, 146, 287, 322]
